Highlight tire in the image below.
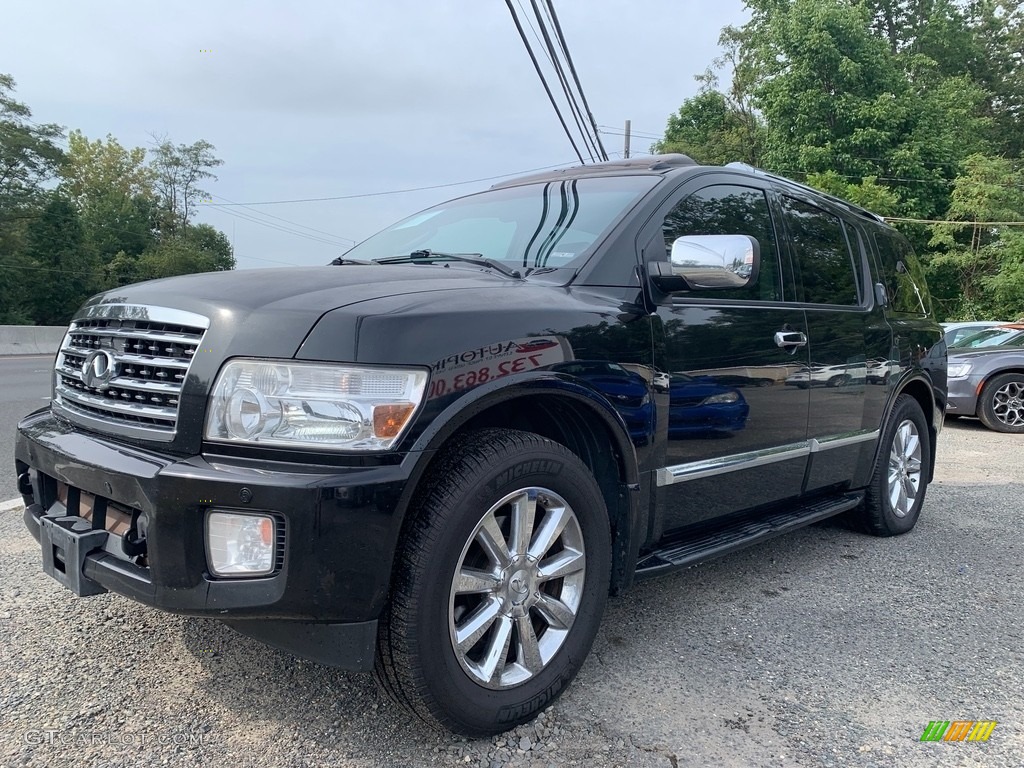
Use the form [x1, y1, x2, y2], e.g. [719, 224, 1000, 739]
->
[977, 373, 1024, 433]
[855, 394, 931, 536]
[827, 374, 850, 388]
[374, 428, 611, 736]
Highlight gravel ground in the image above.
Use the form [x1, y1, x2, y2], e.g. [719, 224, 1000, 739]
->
[0, 416, 1021, 767]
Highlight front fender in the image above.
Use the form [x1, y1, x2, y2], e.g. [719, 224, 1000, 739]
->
[408, 372, 641, 486]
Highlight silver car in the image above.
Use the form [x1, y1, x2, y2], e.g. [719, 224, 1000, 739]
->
[947, 333, 1024, 432]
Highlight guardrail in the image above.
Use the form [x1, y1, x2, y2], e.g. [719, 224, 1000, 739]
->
[0, 326, 66, 356]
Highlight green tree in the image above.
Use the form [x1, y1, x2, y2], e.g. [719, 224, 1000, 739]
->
[749, 1, 909, 178]
[22, 195, 95, 325]
[59, 130, 156, 269]
[0, 74, 64, 219]
[804, 171, 901, 215]
[653, 89, 763, 166]
[148, 137, 223, 236]
[971, 0, 1024, 156]
[134, 223, 234, 280]
[0, 75, 65, 320]
[927, 153, 1024, 319]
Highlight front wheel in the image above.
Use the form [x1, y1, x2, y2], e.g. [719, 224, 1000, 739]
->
[977, 373, 1024, 433]
[375, 428, 611, 736]
[854, 394, 931, 536]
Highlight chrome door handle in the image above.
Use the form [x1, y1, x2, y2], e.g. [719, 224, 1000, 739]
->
[775, 331, 808, 348]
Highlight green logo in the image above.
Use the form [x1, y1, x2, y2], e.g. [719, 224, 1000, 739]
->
[920, 721, 997, 742]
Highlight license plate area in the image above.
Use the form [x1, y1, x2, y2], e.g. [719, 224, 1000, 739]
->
[56, 483, 137, 538]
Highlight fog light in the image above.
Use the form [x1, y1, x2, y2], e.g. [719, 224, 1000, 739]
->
[206, 511, 277, 577]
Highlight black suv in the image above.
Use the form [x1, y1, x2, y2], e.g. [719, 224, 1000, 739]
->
[14, 155, 946, 735]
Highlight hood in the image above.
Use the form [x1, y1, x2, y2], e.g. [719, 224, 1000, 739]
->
[80, 265, 519, 359]
[948, 345, 1024, 362]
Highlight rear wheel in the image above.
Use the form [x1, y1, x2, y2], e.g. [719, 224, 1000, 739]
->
[977, 373, 1024, 433]
[854, 395, 931, 536]
[375, 428, 610, 736]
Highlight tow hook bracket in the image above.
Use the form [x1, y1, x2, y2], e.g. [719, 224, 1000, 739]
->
[39, 515, 109, 597]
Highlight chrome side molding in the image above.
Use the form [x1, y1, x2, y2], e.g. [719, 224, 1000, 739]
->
[655, 430, 879, 487]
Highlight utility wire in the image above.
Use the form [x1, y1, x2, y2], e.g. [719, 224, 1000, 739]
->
[599, 128, 663, 140]
[200, 159, 583, 206]
[514, 0, 556, 68]
[203, 203, 352, 247]
[207, 193, 356, 243]
[504, 0, 586, 164]
[884, 217, 1024, 226]
[544, 0, 608, 161]
[527, 0, 599, 163]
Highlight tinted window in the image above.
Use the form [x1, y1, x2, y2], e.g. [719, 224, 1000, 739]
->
[343, 175, 657, 270]
[873, 229, 932, 315]
[782, 197, 859, 305]
[661, 185, 783, 301]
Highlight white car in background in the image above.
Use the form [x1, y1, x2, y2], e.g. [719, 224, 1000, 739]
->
[785, 362, 868, 388]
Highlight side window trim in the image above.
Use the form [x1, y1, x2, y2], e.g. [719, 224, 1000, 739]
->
[774, 189, 868, 311]
[841, 219, 869, 307]
[872, 228, 932, 316]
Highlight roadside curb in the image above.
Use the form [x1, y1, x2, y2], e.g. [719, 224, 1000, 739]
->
[0, 497, 24, 513]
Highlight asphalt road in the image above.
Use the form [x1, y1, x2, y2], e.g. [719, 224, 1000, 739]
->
[0, 355, 54, 501]
[0, 392, 1021, 766]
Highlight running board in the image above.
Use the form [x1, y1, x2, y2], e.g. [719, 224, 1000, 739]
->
[634, 492, 863, 579]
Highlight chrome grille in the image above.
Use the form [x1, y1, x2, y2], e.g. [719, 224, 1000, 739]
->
[53, 305, 210, 441]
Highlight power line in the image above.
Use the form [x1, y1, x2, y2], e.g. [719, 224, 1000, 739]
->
[543, 0, 608, 161]
[884, 217, 1024, 226]
[598, 124, 663, 139]
[203, 203, 352, 247]
[514, 0, 556, 68]
[232, 252, 298, 266]
[504, 0, 587, 164]
[198, 159, 581, 206]
[207, 193, 356, 243]
[599, 128, 662, 141]
[528, 0, 600, 163]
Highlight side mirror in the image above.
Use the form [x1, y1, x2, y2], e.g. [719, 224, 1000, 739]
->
[650, 234, 760, 292]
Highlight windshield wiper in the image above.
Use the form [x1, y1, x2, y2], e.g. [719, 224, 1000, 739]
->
[329, 256, 372, 265]
[374, 250, 522, 279]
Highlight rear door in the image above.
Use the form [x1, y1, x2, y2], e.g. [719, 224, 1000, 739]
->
[775, 193, 877, 493]
[648, 174, 811, 536]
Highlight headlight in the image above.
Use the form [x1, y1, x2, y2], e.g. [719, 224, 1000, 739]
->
[701, 391, 740, 405]
[205, 360, 427, 450]
[947, 363, 973, 379]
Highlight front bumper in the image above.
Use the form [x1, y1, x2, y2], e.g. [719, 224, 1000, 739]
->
[15, 409, 419, 670]
[946, 375, 981, 415]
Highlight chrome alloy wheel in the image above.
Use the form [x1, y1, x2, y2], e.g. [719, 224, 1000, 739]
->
[992, 379, 1024, 428]
[448, 487, 586, 689]
[887, 419, 923, 518]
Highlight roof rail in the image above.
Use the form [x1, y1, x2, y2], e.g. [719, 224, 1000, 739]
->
[490, 154, 699, 189]
[724, 162, 886, 223]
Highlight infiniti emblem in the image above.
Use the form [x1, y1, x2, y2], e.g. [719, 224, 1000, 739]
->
[81, 350, 116, 390]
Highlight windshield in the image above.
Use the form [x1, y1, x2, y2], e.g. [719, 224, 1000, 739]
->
[951, 328, 1024, 349]
[340, 176, 658, 271]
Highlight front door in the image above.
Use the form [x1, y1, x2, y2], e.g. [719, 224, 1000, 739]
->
[648, 177, 811, 536]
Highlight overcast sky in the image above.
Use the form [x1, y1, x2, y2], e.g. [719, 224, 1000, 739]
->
[4, 0, 748, 269]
